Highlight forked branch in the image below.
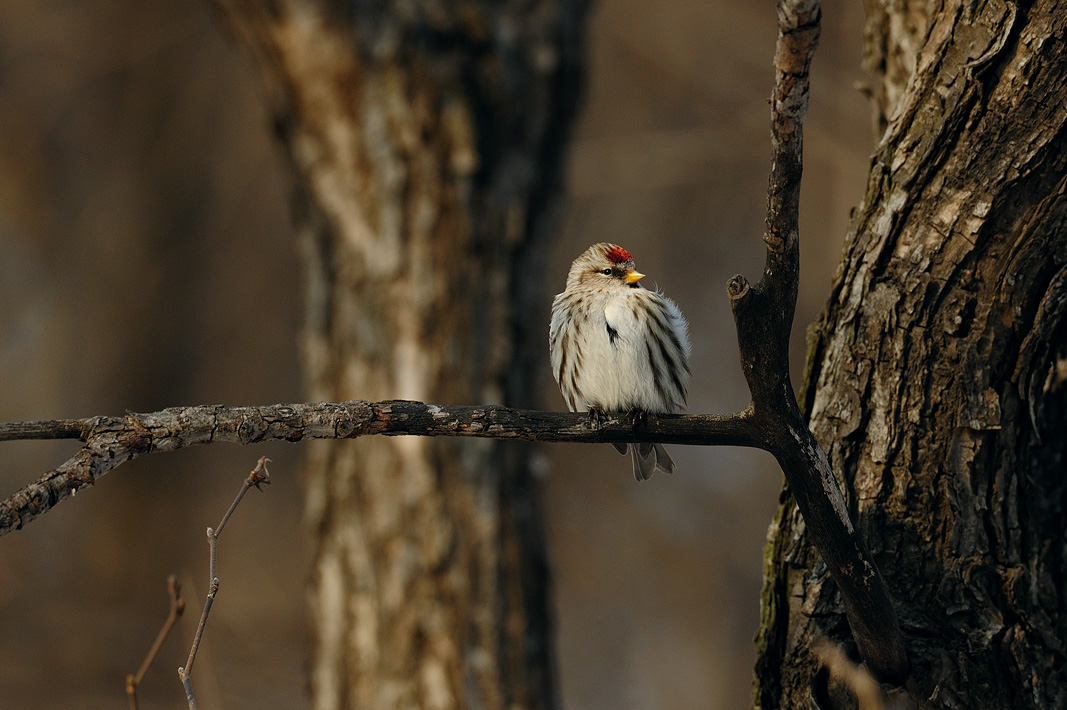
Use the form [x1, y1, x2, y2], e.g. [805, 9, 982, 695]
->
[178, 456, 271, 709]
[727, 0, 909, 684]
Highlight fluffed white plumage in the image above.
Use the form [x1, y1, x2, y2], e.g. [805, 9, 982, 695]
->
[549, 243, 691, 480]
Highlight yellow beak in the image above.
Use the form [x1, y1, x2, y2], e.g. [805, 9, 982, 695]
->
[624, 269, 645, 285]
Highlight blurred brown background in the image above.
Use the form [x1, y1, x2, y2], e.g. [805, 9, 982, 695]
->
[0, 0, 871, 707]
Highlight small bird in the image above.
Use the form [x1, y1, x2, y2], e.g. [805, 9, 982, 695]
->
[549, 243, 691, 480]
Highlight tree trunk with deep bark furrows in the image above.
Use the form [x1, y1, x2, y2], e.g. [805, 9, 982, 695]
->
[756, 1, 1067, 708]
[209, 2, 587, 708]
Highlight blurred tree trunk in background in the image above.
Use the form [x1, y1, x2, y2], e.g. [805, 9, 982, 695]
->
[210, 2, 586, 708]
[756, 1, 1067, 708]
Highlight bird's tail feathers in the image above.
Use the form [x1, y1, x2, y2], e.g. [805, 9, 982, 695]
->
[652, 443, 676, 475]
[628, 442, 675, 481]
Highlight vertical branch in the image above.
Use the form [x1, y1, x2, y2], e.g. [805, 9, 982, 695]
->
[729, 0, 910, 684]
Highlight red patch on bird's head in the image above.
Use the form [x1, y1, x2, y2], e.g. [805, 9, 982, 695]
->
[605, 246, 632, 264]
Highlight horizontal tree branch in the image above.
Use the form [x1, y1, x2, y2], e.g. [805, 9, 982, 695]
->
[0, 401, 762, 537]
[2, 419, 87, 440]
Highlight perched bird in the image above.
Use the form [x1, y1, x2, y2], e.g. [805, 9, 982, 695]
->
[549, 243, 691, 480]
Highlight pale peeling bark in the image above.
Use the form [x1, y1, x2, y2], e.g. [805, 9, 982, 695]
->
[860, 0, 934, 134]
[210, 2, 586, 709]
[756, 1, 1067, 708]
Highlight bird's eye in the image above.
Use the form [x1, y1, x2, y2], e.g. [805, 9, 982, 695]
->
[602, 268, 612, 275]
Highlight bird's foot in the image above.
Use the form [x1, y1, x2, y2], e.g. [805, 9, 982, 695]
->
[626, 408, 648, 435]
[587, 406, 608, 428]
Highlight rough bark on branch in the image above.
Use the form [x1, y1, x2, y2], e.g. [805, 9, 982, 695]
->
[0, 401, 759, 537]
[734, 0, 910, 689]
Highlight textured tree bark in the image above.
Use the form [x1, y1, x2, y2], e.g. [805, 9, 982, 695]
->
[209, 2, 586, 708]
[756, 1, 1067, 708]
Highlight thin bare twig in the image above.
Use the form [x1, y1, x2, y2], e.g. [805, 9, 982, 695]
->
[126, 575, 185, 710]
[177, 457, 271, 710]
